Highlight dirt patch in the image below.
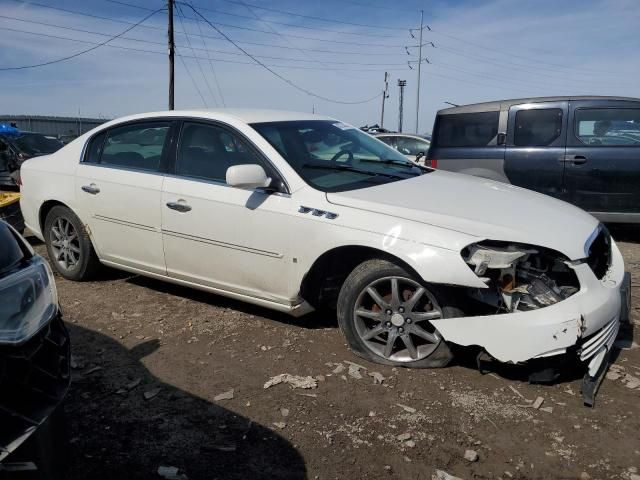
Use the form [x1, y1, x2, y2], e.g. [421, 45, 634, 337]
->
[23, 237, 640, 479]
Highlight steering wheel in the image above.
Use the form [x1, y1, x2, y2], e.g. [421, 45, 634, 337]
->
[330, 149, 354, 163]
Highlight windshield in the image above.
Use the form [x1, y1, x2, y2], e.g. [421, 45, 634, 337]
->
[251, 120, 429, 192]
[12, 133, 64, 156]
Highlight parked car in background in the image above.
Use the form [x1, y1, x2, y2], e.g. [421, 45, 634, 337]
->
[19, 110, 629, 405]
[375, 133, 431, 165]
[427, 96, 640, 223]
[0, 220, 69, 478]
[0, 126, 64, 190]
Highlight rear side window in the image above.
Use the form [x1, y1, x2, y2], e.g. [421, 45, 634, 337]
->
[98, 122, 170, 172]
[575, 108, 640, 146]
[514, 109, 562, 146]
[396, 137, 430, 156]
[84, 131, 106, 164]
[433, 112, 499, 147]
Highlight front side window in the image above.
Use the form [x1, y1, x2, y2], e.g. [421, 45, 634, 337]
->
[575, 108, 640, 146]
[514, 109, 562, 147]
[251, 120, 426, 193]
[433, 112, 499, 147]
[176, 122, 263, 183]
[100, 122, 170, 172]
[395, 137, 430, 156]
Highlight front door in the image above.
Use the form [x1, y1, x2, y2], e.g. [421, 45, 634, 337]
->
[161, 120, 293, 304]
[74, 120, 172, 275]
[504, 101, 568, 200]
[565, 100, 640, 219]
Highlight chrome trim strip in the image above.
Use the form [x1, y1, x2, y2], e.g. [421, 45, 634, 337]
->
[162, 229, 283, 258]
[93, 215, 156, 232]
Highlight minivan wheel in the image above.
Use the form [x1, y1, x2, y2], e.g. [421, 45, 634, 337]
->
[337, 259, 461, 368]
[44, 206, 101, 281]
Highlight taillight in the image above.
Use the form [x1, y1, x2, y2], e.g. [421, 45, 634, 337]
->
[426, 159, 438, 169]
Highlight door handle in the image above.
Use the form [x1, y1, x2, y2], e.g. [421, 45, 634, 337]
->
[81, 184, 100, 194]
[166, 201, 192, 213]
[562, 155, 588, 165]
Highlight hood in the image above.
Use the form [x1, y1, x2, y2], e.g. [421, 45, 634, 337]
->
[326, 170, 598, 260]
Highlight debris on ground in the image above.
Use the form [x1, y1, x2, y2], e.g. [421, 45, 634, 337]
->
[143, 388, 161, 401]
[348, 364, 363, 379]
[396, 433, 412, 442]
[531, 397, 544, 409]
[280, 407, 289, 417]
[273, 422, 286, 429]
[433, 470, 463, 480]
[264, 374, 318, 389]
[213, 389, 235, 401]
[464, 449, 479, 462]
[396, 403, 416, 413]
[369, 371, 385, 384]
[157, 466, 188, 480]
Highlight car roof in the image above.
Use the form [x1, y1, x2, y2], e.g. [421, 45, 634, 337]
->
[436, 96, 640, 115]
[375, 133, 430, 140]
[98, 109, 336, 127]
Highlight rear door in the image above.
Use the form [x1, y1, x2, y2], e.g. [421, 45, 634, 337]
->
[74, 120, 173, 275]
[504, 101, 568, 200]
[427, 110, 506, 181]
[565, 100, 640, 219]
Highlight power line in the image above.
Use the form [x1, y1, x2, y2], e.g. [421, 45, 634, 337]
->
[175, 2, 218, 106]
[186, 0, 226, 106]
[6, 0, 402, 56]
[199, 0, 407, 31]
[183, 4, 383, 104]
[176, 46, 208, 107]
[0, 25, 410, 73]
[108, 0, 404, 39]
[0, 7, 164, 71]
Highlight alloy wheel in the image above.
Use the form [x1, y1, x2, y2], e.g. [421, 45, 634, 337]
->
[353, 276, 443, 362]
[49, 217, 81, 271]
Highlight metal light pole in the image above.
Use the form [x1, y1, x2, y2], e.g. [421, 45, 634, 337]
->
[168, 0, 175, 110]
[380, 71, 389, 128]
[398, 79, 406, 133]
[415, 9, 424, 134]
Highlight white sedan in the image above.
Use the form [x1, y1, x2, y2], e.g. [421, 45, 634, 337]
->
[19, 110, 629, 394]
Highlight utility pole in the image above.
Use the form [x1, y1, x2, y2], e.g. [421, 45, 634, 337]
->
[380, 71, 389, 128]
[398, 79, 406, 133]
[415, 9, 424, 134]
[168, 0, 175, 110]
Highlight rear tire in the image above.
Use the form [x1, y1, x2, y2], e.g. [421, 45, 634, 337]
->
[44, 206, 101, 281]
[337, 259, 463, 368]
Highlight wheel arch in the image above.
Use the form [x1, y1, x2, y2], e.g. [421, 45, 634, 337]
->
[39, 200, 72, 234]
[299, 245, 424, 310]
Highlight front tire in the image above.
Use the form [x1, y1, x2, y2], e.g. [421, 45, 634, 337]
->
[337, 259, 462, 368]
[44, 206, 101, 281]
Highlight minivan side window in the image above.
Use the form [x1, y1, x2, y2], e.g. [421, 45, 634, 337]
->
[514, 109, 562, 147]
[176, 122, 263, 183]
[433, 112, 499, 147]
[575, 108, 640, 146]
[98, 122, 170, 171]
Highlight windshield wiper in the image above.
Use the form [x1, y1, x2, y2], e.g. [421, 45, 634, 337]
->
[358, 158, 429, 173]
[302, 163, 405, 180]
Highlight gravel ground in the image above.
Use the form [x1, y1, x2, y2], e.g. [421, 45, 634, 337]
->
[22, 229, 640, 479]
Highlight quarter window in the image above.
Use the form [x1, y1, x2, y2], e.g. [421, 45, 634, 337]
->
[514, 109, 563, 147]
[176, 123, 263, 183]
[575, 108, 640, 146]
[84, 131, 106, 164]
[433, 112, 499, 147]
[100, 122, 170, 171]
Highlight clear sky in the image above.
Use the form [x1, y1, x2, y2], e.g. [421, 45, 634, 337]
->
[0, 0, 638, 134]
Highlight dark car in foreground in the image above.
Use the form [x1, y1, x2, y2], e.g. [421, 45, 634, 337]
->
[0, 221, 69, 478]
[0, 127, 64, 190]
[427, 96, 640, 223]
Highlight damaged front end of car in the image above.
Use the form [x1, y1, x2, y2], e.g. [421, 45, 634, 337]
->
[430, 225, 630, 407]
[0, 221, 70, 472]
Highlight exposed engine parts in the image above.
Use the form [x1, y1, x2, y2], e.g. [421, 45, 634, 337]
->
[462, 241, 580, 313]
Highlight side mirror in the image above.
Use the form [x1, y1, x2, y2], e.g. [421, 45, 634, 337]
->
[226, 164, 272, 190]
[415, 152, 425, 161]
